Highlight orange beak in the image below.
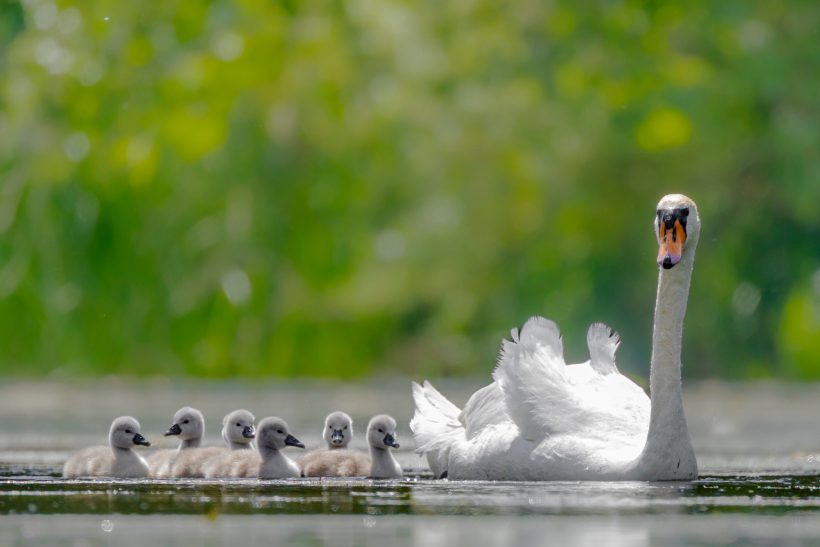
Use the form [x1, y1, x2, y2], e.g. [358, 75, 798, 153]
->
[657, 219, 686, 269]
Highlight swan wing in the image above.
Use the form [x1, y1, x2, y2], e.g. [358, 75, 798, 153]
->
[493, 316, 650, 443]
[459, 382, 512, 439]
[586, 322, 620, 374]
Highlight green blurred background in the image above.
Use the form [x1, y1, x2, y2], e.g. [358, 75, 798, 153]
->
[0, 0, 817, 380]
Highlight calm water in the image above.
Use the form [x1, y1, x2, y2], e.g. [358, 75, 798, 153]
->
[1, 379, 818, 545]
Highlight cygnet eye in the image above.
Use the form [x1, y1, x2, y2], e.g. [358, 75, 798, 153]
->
[344, 425, 347, 430]
[328, 425, 332, 429]
[378, 428, 383, 433]
[125, 429, 132, 434]
[277, 430, 284, 435]
[236, 422, 241, 427]
[183, 419, 189, 424]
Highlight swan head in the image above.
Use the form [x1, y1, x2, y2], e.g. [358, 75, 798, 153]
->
[322, 411, 353, 449]
[222, 409, 256, 445]
[109, 416, 150, 449]
[257, 417, 305, 451]
[165, 406, 204, 441]
[655, 194, 700, 270]
[367, 414, 400, 450]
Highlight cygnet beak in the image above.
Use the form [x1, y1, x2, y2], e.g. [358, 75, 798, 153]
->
[164, 423, 182, 436]
[383, 433, 400, 449]
[330, 429, 345, 445]
[243, 425, 256, 439]
[133, 433, 151, 447]
[285, 434, 305, 449]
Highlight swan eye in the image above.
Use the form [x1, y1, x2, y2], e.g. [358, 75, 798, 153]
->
[378, 428, 383, 433]
[183, 419, 189, 424]
[328, 425, 332, 429]
[344, 425, 347, 430]
[277, 430, 284, 434]
[680, 207, 689, 217]
[125, 429, 132, 434]
[236, 422, 241, 427]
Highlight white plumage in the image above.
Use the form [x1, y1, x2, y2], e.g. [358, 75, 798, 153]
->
[63, 416, 152, 478]
[411, 194, 701, 481]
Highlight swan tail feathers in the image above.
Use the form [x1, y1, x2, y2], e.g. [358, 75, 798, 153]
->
[410, 381, 464, 477]
[587, 322, 620, 374]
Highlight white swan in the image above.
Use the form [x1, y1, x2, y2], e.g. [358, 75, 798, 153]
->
[147, 407, 205, 478]
[63, 416, 152, 478]
[203, 417, 305, 479]
[169, 409, 255, 478]
[410, 194, 700, 481]
[300, 414, 402, 478]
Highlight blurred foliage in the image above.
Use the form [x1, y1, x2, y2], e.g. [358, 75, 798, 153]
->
[0, 0, 818, 380]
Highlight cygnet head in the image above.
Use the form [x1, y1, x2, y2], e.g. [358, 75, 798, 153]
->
[164, 407, 204, 441]
[257, 417, 305, 451]
[223, 409, 256, 445]
[109, 416, 150, 449]
[323, 411, 353, 448]
[654, 194, 700, 270]
[367, 415, 400, 451]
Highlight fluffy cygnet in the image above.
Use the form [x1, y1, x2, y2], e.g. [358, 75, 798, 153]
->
[299, 414, 402, 478]
[299, 411, 363, 477]
[147, 407, 205, 478]
[170, 409, 255, 478]
[366, 414, 403, 479]
[222, 409, 256, 450]
[203, 417, 305, 479]
[324, 411, 354, 449]
[63, 416, 152, 478]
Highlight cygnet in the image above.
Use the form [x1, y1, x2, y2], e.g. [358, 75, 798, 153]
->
[299, 414, 403, 478]
[170, 409, 255, 478]
[323, 411, 354, 449]
[147, 406, 205, 478]
[63, 416, 151, 478]
[366, 414, 403, 479]
[203, 417, 305, 479]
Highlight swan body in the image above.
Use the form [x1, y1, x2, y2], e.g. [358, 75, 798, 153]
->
[148, 406, 205, 478]
[299, 415, 402, 478]
[169, 409, 255, 478]
[411, 194, 700, 481]
[63, 416, 152, 478]
[203, 417, 304, 478]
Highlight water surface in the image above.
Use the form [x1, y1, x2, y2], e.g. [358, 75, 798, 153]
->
[1, 379, 818, 545]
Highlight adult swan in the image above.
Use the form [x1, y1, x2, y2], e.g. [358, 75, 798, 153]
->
[411, 194, 700, 480]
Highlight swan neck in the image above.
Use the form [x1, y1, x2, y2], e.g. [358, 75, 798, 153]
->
[636, 252, 697, 477]
[180, 438, 201, 450]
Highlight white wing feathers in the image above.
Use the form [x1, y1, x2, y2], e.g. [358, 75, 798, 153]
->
[492, 317, 577, 441]
[493, 316, 649, 443]
[411, 316, 650, 474]
[587, 322, 620, 374]
[410, 381, 464, 477]
[459, 382, 511, 439]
